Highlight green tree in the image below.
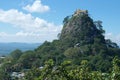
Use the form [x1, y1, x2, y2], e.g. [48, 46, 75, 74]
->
[10, 49, 23, 60]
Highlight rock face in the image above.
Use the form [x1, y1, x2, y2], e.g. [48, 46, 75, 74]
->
[60, 9, 105, 47]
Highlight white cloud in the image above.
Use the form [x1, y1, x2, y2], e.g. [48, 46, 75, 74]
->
[0, 9, 62, 43]
[23, 0, 50, 13]
[0, 9, 61, 32]
[105, 33, 120, 45]
[0, 32, 8, 37]
[0, 31, 60, 43]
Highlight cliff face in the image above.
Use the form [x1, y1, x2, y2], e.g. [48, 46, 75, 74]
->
[60, 9, 105, 47]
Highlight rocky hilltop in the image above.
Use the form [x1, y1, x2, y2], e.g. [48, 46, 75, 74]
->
[60, 9, 107, 53]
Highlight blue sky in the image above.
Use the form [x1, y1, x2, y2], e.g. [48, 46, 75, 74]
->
[0, 0, 120, 44]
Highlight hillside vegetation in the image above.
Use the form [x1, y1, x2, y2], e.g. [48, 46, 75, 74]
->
[0, 9, 120, 80]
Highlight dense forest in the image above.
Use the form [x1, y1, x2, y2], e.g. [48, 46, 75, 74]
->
[0, 9, 120, 80]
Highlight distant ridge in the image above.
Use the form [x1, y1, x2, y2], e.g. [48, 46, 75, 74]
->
[0, 42, 41, 56]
